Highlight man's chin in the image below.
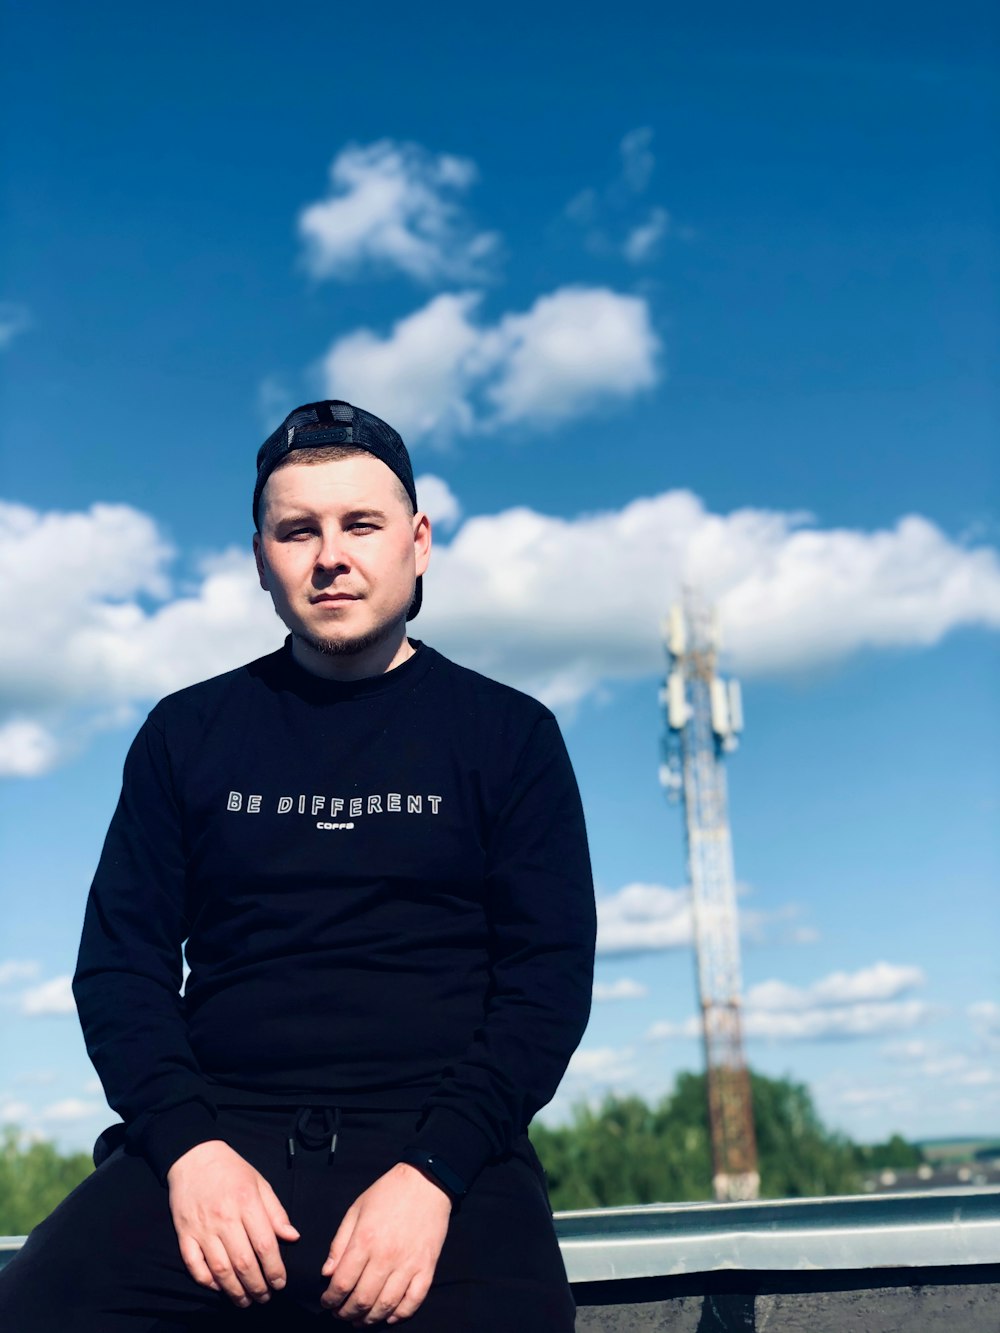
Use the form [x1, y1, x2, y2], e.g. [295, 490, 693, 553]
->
[294, 622, 394, 659]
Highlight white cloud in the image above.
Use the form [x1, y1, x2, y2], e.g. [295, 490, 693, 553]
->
[4, 488, 999, 775]
[564, 1045, 638, 1086]
[564, 127, 676, 261]
[21, 975, 77, 1017]
[648, 962, 930, 1044]
[486, 287, 659, 424]
[321, 286, 659, 443]
[646, 1016, 701, 1042]
[745, 962, 926, 1010]
[743, 999, 930, 1041]
[414, 475, 461, 530]
[624, 207, 670, 263]
[0, 718, 62, 777]
[593, 977, 650, 1002]
[40, 1098, 102, 1122]
[420, 492, 1000, 705]
[0, 1099, 31, 1124]
[596, 883, 693, 956]
[0, 303, 30, 349]
[743, 963, 929, 1040]
[969, 1001, 1000, 1035]
[619, 127, 655, 194]
[299, 140, 499, 285]
[0, 502, 279, 774]
[0, 959, 41, 986]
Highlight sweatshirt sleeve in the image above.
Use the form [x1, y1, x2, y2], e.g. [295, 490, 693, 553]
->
[404, 712, 596, 1187]
[72, 710, 222, 1184]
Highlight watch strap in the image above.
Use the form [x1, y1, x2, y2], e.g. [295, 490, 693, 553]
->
[399, 1145, 467, 1199]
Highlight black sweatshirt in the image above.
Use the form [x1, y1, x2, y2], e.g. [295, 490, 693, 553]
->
[73, 639, 596, 1188]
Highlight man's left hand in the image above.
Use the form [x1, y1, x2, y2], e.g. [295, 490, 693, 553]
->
[320, 1161, 452, 1325]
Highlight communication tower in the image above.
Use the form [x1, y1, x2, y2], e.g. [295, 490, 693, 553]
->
[660, 592, 759, 1201]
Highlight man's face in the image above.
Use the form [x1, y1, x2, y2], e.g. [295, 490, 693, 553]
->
[253, 454, 431, 656]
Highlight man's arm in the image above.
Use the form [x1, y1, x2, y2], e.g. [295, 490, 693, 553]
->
[403, 710, 597, 1183]
[73, 710, 219, 1179]
[319, 710, 596, 1321]
[73, 709, 299, 1304]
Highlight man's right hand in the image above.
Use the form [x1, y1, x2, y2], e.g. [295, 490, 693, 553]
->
[166, 1139, 300, 1308]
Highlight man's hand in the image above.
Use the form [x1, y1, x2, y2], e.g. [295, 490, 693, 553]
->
[320, 1162, 452, 1326]
[167, 1139, 300, 1308]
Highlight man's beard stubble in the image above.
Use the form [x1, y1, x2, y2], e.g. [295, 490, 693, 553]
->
[294, 621, 395, 658]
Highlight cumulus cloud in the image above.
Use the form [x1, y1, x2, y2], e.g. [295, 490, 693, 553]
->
[299, 140, 499, 285]
[619, 127, 656, 194]
[969, 1000, 1000, 1035]
[0, 959, 41, 986]
[597, 883, 693, 956]
[745, 962, 926, 1010]
[593, 977, 650, 1002]
[648, 961, 930, 1044]
[414, 475, 461, 530]
[321, 286, 660, 443]
[40, 1098, 103, 1122]
[0, 501, 279, 774]
[0, 303, 30, 349]
[565, 127, 675, 263]
[563, 1045, 638, 1087]
[742, 999, 930, 1041]
[624, 207, 670, 263]
[4, 488, 999, 775]
[420, 492, 1000, 704]
[0, 718, 62, 777]
[21, 975, 76, 1017]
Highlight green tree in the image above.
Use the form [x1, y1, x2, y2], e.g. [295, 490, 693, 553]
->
[531, 1070, 870, 1209]
[854, 1132, 926, 1172]
[0, 1127, 93, 1234]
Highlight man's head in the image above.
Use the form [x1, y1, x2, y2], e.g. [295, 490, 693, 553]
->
[253, 401, 430, 661]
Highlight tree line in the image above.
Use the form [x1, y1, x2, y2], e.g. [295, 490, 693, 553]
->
[1, 1071, 923, 1233]
[527, 1070, 923, 1210]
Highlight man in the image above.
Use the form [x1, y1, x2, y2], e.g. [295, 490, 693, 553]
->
[0, 400, 596, 1331]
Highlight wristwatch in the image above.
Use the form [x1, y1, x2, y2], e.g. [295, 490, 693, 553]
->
[399, 1146, 467, 1199]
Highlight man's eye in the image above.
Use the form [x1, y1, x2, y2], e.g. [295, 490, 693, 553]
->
[282, 528, 315, 540]
[349, 523, 378, 533]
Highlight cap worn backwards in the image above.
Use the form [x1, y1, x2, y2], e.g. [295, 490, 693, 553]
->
[254, 400, 422, 620]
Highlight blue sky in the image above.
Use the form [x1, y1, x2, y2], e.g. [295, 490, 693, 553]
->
[1, 1, 998, 1160]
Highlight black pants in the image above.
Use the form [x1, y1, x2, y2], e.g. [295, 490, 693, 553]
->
[0, 1107, 575, 1331]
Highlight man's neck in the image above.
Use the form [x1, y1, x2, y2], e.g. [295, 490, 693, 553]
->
[290, 627, 415, 682]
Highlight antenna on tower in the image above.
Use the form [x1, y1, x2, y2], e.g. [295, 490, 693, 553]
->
[660, 589, 760, 1201]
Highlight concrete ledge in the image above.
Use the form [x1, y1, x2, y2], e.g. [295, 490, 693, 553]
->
[554, 1187, 1000, 1282]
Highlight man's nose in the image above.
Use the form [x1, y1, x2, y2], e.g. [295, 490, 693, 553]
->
[314, 529, 350, 571]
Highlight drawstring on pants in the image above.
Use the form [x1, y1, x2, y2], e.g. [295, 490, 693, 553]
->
[286, 1105, 341, 1167]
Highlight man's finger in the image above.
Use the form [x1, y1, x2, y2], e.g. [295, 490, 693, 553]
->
[178, 1235, 221, 1292]
[243, 1203, 288, 1290]
[320, 1206, 358, 1279]
[257, 1177, 300, 1242]
[385, 1272, 433, 1324]
[222, 1225, 272, 1303]
[331, 1258, 384, 1322]
[362, 1269, 411, 1326]
[320, 1243, 367, 1312]
[201, 1235, 253, 1308]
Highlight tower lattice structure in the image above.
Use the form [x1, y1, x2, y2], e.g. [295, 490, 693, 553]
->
[660, 593, 759, 1201]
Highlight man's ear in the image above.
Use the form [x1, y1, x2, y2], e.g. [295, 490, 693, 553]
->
[413, 511, 432, 577]
[252, 531, 269, 591]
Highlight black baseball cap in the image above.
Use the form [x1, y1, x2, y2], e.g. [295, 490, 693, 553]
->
[254, 400, 422, 619]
